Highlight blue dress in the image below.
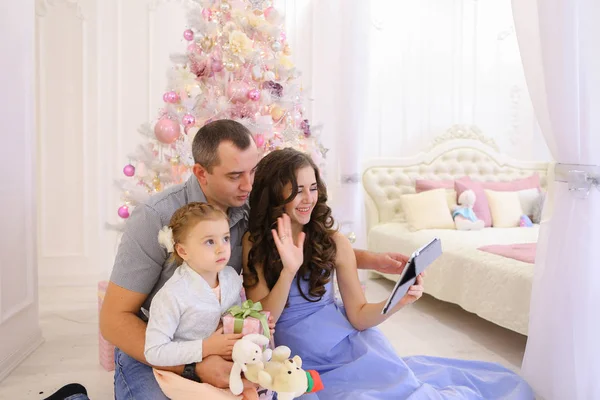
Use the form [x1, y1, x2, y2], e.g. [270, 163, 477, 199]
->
[274, 276, 534, 400]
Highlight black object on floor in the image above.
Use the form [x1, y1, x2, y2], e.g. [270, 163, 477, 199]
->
[43, 383, 87, 400]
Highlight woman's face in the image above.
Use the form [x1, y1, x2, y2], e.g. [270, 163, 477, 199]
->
[283, 166, 319, 228]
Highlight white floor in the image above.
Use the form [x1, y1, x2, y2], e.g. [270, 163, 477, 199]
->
[0, 277, 528, 399]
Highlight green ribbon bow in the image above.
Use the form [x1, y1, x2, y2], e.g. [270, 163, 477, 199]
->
[227, 300, 270, 339]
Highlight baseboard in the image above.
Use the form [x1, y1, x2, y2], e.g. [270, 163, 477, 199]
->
[0, 329, 44, 383]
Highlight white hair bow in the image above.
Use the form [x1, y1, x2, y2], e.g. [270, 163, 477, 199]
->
[158, 226, 175, 253]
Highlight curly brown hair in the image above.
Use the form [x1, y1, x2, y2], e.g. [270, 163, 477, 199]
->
[168, 202, 228, 265]
[245, 148, 337, 301]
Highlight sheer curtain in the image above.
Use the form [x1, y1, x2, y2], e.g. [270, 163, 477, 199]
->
[512, 1, 600, 399]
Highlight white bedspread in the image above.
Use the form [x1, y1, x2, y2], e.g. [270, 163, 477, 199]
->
[368, 224, 538, 335]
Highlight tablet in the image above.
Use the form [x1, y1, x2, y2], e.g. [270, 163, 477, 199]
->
[381, 238, 442, 315]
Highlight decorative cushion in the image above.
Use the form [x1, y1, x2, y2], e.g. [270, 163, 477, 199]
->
[482, 173, 541, 192]
[415, 179, 455, 192]
[517, 188, 541, 218]
[485, 190, 524, 228]
[531, 191, 546, 224]
[399, 189, 455, 231]
[455, 177, 493, 227]
[415, 179, 457, 210]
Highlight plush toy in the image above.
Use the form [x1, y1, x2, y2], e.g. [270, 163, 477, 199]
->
[520, 215, 534, 227]
[229, 334, 272, 396]
[452, 189, 484, 230]
[233, 343, 324, 400]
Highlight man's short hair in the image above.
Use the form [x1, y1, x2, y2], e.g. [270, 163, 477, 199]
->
[192, 119, 253, 172]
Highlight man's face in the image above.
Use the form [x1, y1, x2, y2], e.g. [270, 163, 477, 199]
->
[195, 140, 259, 210]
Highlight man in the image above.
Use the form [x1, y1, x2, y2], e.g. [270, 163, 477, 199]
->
[100, 119, 409, 399]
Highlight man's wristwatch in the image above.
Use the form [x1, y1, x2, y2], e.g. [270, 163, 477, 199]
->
[182, 362, 202, 383]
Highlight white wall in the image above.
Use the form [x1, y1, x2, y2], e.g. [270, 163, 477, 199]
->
[36, 0, 550, 280]
[0, 0, 43, 382]
[36, 0, 198, 283]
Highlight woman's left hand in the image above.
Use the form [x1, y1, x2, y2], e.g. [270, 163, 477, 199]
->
[268, 315, 276, 337]
[400, 273, 425, 306]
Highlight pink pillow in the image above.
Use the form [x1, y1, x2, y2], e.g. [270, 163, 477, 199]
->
[482, 173, 541, 192]
[415, 179, 454, 192]
[455, 177, 493, 227]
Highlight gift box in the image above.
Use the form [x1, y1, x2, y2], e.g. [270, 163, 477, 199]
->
[222, 300, 270, 338]
[98, 280, 115, 372]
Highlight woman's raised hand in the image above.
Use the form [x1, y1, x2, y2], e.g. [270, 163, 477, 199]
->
[271, 213, 305, 277]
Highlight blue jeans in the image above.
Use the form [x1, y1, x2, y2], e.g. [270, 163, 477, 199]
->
[114, 347, 168, 400]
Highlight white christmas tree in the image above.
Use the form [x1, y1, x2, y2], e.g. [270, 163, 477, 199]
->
[113, 0, 328, 224]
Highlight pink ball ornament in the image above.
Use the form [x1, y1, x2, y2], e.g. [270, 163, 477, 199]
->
[247, 89, 261, 101]
[202, 8, 212, 20]
[123, 164, 135, 177]
[183, 29, 195, 41]
[154, 118, 181, 144]
[163, 91, 180, 104]
[264, 7, 275, 19]
[182, 114, 196, 126]
[187, 43, 201, 54]
[254, 134, 265, 148]
[118, 205, 130, 219]
[212, 59, 224, 72]
[227, 81, 251, 103]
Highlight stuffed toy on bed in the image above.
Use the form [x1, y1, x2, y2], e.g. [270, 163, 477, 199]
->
[452, 189, 485, 230]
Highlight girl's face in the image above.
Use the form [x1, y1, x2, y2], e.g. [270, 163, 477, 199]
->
[283, 166, 319, 228]
[175, 218, 231, 273]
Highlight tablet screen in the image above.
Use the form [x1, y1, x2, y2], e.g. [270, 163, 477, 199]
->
[381, 238, 442, 315]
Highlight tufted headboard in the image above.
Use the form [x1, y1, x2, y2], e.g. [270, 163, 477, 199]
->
[362, 126, 551, 232]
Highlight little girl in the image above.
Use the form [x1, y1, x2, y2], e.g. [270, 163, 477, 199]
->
[144, 202, 244, 367]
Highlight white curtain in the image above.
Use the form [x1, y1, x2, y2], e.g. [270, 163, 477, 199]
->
[285, 0, 370, 248]
[512, 1, 600, 399]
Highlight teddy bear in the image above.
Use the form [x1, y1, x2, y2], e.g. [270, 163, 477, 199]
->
[230, 338, 323, 400]
[245, 346, 323, 400]
[229, 334, 272, 395]
[452, 189, 484, 230]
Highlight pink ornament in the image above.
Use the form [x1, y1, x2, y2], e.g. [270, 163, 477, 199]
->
[191, 59, 211, 77]
[247, 89, 261, 101]
[254, 134, 265, 147]
[182, 114, 196, 126]
[163, 91, 180, 104]
[212, 59, 224, 72]
[123, 164, 135, 177]
[154, 118, 181, 144]
[202, 8, 212, 20]
[264, 7, 275, 19]
[187, 43, 201, 54]
[227, 81, 251, 103]
[118, 205, 130, 219]
[183, 29, 195, 41]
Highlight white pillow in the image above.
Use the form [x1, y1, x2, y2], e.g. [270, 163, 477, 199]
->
[518, 188, 540, 218]
[400, 189, 455, 231]
[445, 189, 458, 210]
[484, 189, 524, 228]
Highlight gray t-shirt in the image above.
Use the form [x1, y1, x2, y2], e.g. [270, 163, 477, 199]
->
[110, 175, 249, 315]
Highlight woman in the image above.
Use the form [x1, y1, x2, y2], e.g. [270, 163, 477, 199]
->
[242, 148, 533, 399]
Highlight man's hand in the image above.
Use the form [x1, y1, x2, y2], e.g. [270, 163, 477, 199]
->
[371, 252, 410, 275]
[195, 355, 259, 392]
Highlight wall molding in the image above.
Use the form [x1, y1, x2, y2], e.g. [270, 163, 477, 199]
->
[35, 0, 89, 20]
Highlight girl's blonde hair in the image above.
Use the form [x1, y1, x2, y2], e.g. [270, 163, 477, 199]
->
[166, 202, 229, 265]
